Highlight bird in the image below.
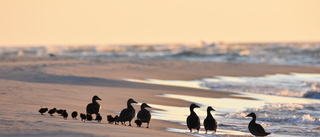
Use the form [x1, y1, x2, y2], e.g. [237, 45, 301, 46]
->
[114, 115, 119, 125]
[204, 106, 218, 134]
[86, 95, 102, 115]
[246, 112, 270, 136]
[38, 108, 48, 115]
[71, 111, 78, 119]
[80, 113, 86, 122]
[96, 113, 102, 122]
[135, 119, 142, 127]
[48, 108, 57, 116]
[186, 103, 200, 133]
[56, 109, 64, 115]
[86, 114, 93, 121]
[62, 110, 68, 120]
[107, 115, 117, 124]
[117, 98, 138, 126]
[137, 103, 152, 128]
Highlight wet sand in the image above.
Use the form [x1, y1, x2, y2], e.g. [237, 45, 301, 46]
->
[1, 56, 320, 137]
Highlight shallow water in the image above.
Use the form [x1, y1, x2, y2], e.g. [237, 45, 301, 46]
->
[127, 73, 320, 137]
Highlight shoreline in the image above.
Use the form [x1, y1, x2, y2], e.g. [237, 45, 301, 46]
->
[1, 56, 320, 136]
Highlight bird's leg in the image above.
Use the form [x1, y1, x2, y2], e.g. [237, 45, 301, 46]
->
[146, 122, 149, 128]
[129, 121, 132, 126]
[205, 130, 207, 134]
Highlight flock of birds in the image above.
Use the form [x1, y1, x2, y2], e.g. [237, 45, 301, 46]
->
[38, 96, 152, 128]
[39, 95, 270, 136]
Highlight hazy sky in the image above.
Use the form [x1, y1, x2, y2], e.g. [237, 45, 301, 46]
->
[0, 0, 319, 46]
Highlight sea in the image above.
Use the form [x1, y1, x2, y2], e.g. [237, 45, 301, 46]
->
[1, 42, 320, 136]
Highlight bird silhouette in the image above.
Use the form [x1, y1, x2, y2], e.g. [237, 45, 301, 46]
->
[246, 112, 270, 136]
[137, 103, 152, 128]
[96, 113, 102, 122]
[86, 114, 93, 121]
[86, 95, 101, 115]
[48, 108, 57, 116]
[117, 98, 138, 126]
[186, 103, 200, 133]
[135, 119, 142, 127]
[80, 113, 86, 122]
[62, 110, 68, 120]
[204, 106, 217, 134]
[38, 108, 48, 115]
[71, 111, 78, 119]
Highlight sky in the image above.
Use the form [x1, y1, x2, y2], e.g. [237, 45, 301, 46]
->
[0, 0, 319, 46]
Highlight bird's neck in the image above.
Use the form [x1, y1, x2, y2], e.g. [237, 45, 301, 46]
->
[207, 110, 213, 117]
[190, 108, 196, 115]
[127, 103, 134, 109]
[250, 116, 256, 123]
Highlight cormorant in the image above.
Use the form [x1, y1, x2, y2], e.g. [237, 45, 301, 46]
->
[117, 98, 138, 126]
[48, 108, 57, 116]
[86, 114, 93, 121]
[135, 119, 142, 127]
[62, 110, 68, 120]
[39, 108, 48, 115]
[96, 113, 102, 122]
[137, 103, 152, 128]
[246, 112, 270, 136]
[186, 103, 200, 133]
[86, 95, 102, 115]
[71, 111, 78, 119]
[80, 113, 86, 122]
[204, 106, 217, 134]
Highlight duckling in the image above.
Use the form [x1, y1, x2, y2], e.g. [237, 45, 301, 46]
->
[71, 111, 78, 120]
[96, 113, 102, 122]
[48, 108, 57, 116]
[135, 119, 142, 127]
[80, 113, 86, 122]
[86, 114, 93, 121]
[38, 108, 48, 115]
[246, 112, 270, 136]
[62, 110, 68, 120]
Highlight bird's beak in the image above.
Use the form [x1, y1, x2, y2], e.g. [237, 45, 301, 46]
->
[97, 97, 102, 101]
[246, 114, 250, 117]
[146, 104, 152, 108]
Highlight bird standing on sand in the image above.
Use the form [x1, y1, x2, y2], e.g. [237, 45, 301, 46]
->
[62, 110, 68, 120]
[48, 108, 57, 116]
[204, 106, 218, 134]
[117, 98, 138, 126]
[71, 111, 78, 119]
[137, 103, 152, 128]
[80, 113, 86, 122]
[86, 95, 102, 115]
[86, 114, 93, 121]
[96, 113, 102, 122]
[135, 119, 142, 127]
[246, 112, 270, 136]
[56, 109, 64, 115]
[186, 103, 200, 133]
[39, 108, 48, 115]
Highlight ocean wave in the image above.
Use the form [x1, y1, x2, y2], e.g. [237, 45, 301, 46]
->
[224, 103, 320, 125]
[303, 90, 320, 99]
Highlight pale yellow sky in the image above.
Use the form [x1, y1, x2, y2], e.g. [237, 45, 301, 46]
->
[0, 0, 319, 46]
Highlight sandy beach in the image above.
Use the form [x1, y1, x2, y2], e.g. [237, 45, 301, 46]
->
[1, 56, 320, 137]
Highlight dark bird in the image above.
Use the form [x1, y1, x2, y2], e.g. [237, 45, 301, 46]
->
[38, 108, 48, 115]
[62, 110, 68, 120]
[107, 115, 117, 124]
[204, 106, 217, 134]
[56, 109, 64, 115]
[135, 119, 142, 127]
[186, 103, 200, 133]
[86, 95, 102, 115]
[96, 113, 102, 122]
[137, 103, 152, 128]
[117, 98, 138, 126]
[71, 111, 78, 119]
[114, 115, 119, 125]
[80, 113, 86, 122]
[246, 112, 270, 136]
[86, 114, 93, 121]
[48, 108, 57, 116]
